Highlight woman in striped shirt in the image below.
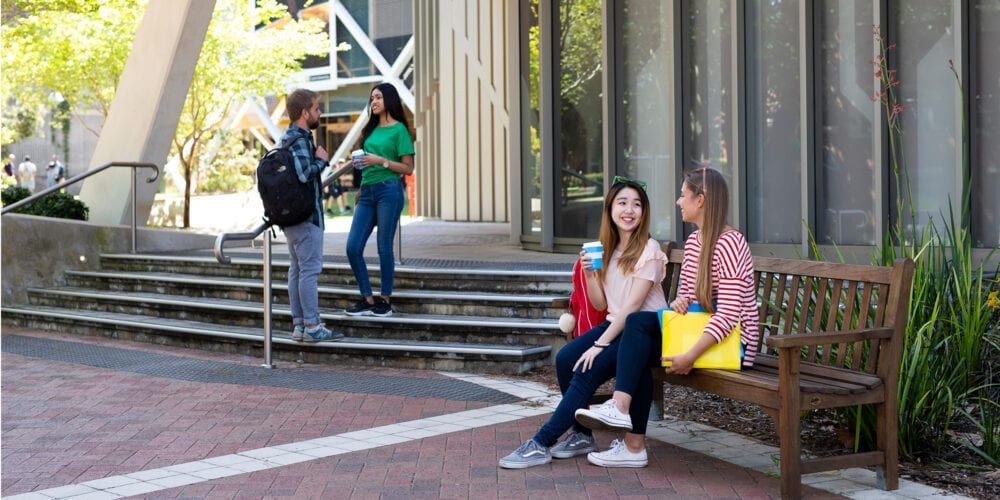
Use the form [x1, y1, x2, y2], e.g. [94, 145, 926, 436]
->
[575, 167, 760, 468]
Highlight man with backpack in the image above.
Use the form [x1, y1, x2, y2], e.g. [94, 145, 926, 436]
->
[271, 88, 342, 342]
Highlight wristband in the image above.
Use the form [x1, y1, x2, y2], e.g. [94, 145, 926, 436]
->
[593, 341, 610, 348]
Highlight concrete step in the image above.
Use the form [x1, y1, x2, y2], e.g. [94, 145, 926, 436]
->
[63, 270, 568, 319]
[1, 306, 551, 374]
[99, 254, 574, 294]
[26, 288, 568, 351]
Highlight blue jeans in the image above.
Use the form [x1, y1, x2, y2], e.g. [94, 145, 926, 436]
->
[612, 311, 663, 436]
[532, 322, 657, 446]
[283, 221, 324, 326]
[346, 178, 404, 297]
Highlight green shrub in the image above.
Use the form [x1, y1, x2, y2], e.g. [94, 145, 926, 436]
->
[1, 186, 89, 221]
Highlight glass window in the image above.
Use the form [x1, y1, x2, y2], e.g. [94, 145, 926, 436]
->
[746, 0, 801, 244]
[682, 0, 734, 229]
[372, 0, 413, 63]
[520, 0, 542, 235]
[554, 0, 604, 239]
[336, 0, 373, 78]
[893, 0, 957, 239]
[817, 0, 876, 245]
[973, 0, 1000, 247]
[621, 0, 674, 241]
[683, 1, 733, 178]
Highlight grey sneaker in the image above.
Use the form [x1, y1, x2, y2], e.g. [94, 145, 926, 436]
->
[303, 324, 344, 342]
[498, 439, 551, 469]
[550, 431, 596, 459]
[291, 325, 305, 342]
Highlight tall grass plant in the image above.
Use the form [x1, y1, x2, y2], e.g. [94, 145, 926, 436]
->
[832, 27, 999, 463]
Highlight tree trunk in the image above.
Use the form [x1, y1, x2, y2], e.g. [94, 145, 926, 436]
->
[183, 161, 192, 228]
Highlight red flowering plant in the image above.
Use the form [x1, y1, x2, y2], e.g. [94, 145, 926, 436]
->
[844, 26, 1000, 467]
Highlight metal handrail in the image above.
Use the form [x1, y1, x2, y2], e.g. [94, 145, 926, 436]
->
[1, 161, 160, 254]
[215, 220, 274, 368]
[213, 158, 407, 368]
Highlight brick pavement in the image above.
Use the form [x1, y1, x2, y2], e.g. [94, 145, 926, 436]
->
[144, 416, 840, 499]
[2, 330, 844, 498]
[1, 342, 489, 496]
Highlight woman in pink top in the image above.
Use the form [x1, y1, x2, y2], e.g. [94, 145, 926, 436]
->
[499, 178, 668, 469]
[575, 167, 760, 468]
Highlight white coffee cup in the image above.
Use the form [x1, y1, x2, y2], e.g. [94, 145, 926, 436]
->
[351, 149, 366, 169]
[582, 241, 603, 270]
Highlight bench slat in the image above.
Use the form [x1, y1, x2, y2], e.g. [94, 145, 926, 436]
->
[753, 354, 882, 389]
[807, 277, 830, 362]
[782, 274, 802, 335]
[833, 281, 861, 367]
[821, 279, 845, 365]
[850, 283, 875, 370]
[751, 257, 895, 284]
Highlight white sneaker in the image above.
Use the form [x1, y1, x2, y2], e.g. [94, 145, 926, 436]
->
[574, 399, 632, 431]
[587, 439, 648, 468]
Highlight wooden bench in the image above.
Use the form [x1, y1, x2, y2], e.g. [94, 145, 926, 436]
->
[652, 248, 915, 498]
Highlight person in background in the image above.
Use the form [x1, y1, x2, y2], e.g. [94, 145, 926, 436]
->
[3, 154, 16, 180]
[46, 155, 65, 188]
[281, 88, 343, 343]
[344, 83, 415, 318]
[18, 156, 37, 192]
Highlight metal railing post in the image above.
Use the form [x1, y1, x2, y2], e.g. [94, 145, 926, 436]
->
[131, 167, 137, 254]
[396, 218, 403, 265]
[262, 228, 274, 368]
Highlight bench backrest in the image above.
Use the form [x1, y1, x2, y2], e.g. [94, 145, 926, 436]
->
[660, 242, 914, 379]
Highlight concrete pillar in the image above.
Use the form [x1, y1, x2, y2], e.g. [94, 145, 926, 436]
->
[79, 0, 216, 225]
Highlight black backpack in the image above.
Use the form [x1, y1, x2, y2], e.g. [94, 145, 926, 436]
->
[256, 136, 317, 228]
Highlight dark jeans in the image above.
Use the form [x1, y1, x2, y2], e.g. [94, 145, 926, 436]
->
[346, 178, 404, 297]
[533, 321, 656, 447]
[613, 311, 663, 437]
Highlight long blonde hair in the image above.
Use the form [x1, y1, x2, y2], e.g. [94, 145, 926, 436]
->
[685, 168, 729, 314]
[597, 181, 651, 284]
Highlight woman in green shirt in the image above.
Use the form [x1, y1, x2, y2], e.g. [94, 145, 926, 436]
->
[344, 83, 415, 317]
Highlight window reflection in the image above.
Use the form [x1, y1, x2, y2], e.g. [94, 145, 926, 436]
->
[894, 0, 957, 239]
[554, 0, 604, 239]
[520, 0, 542, 235]
[622, 0, 673, 241]
[747, 0, 801, 244]
[817, 0, 876, 245]
[973, 0, 1000, 247]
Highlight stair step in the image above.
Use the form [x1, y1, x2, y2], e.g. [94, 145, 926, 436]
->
[99, 254, 574, 294]
[64, 270, 569, 319]
[2, 306, 551, 374]
[26, 288, 567, 350]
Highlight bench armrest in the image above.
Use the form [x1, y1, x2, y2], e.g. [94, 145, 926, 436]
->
[765, 327, 894, 349]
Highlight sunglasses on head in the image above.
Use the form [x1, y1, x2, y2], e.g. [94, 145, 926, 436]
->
[611, 175, 647, 190]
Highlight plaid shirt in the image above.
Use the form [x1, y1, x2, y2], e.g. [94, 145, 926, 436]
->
[281, 124, 326, 230]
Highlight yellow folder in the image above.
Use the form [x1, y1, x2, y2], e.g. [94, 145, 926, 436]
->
[660, 303, 742, 370]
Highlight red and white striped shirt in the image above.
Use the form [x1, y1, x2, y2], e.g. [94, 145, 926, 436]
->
[678, 230, 760, 367]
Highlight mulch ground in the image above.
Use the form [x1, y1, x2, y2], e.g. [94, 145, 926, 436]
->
[515, 364, 1000, 500]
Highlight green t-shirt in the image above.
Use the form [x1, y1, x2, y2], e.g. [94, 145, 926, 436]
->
[360, 122, 415, 186]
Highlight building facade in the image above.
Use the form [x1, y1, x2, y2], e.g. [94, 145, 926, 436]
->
[415, 0, 999, 260]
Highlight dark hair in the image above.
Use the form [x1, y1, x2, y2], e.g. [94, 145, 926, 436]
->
[597, 181, 651, 283]
[287, 88, 318, 121]
[358, 83, 410, 149]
